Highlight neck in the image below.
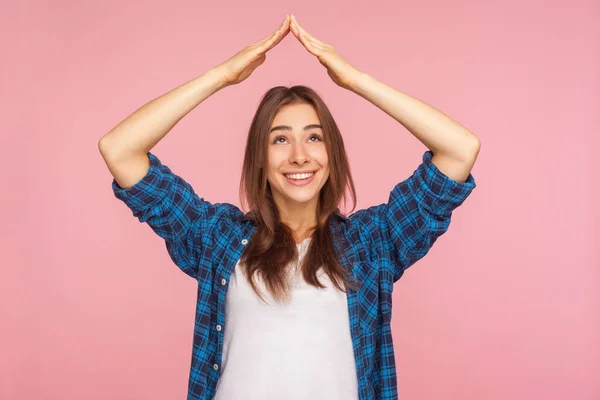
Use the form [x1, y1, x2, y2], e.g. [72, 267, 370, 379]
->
[273, 194, 319, 243]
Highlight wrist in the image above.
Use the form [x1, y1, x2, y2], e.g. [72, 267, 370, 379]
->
[347, 71, 373, 95]
[207, 67, 230, 90]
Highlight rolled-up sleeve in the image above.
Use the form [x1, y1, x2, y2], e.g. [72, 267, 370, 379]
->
[112, 152, 221, 279]
[386, 150, 476, 280]
[349, 150, 477, 282]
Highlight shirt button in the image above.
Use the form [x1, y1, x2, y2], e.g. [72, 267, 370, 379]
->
[216, 324, 222, 331]
[221, 278, 227, 285]
[241, 239, 248, 245]
[213, 364, 219, 370]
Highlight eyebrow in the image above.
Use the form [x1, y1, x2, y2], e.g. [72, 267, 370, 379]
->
[269, 124, 323, 133]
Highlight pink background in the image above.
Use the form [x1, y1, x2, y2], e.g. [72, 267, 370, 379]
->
[2, 0, 598, 399]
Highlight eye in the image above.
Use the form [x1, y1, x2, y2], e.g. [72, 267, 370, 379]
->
[272, 135, 286, 144]
[272, 134, 323, 144]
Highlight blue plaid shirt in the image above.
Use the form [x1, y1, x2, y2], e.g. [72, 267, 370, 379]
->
[112, 150, 476, 400]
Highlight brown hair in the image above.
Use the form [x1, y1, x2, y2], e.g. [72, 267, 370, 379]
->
[238, 85, 360, 304]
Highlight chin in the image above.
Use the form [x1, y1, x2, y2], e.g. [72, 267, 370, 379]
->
[277, 183, 321, 203]
[287, 195, 319, 204]
[280, 189, 320, 203]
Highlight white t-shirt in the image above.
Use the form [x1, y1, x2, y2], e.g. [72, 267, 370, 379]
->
[213, 237, 359, 400]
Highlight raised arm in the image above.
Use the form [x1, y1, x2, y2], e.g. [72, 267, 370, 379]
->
[287, 14, 481, 171]
[98, 16, 293, 279]
[97, 68, 227, 188]
[98, 13, 292, 187]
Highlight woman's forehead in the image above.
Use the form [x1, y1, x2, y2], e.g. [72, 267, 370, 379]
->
[272, 103, 319, 126]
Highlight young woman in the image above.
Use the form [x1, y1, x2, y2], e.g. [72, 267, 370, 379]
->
[99, 14, 479, 400]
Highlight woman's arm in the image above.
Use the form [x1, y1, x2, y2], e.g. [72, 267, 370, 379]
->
[348, 73, 480, 182]
[98, 69, 227, 189]
[98, 16, 291, 189]
[286, 15, 479, 182]
[98, 68, 226, 161]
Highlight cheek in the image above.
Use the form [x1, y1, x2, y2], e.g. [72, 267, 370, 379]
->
[267, 151, 285, 176]
[315, 149, 329, 168]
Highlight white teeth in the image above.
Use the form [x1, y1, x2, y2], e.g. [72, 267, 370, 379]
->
[285, 172, 315, 180]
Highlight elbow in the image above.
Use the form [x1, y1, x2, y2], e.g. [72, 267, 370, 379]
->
[97, 137, 106, 153]
[98, 134, 121, 161]
[470, 136, 481, 157]
[98, 136, 112, 156]
[442, 133, 481, 164]
[462, 133, 481, 162]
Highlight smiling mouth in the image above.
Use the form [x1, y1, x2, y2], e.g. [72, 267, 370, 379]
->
[283, 171, 317, 186]
[284, 171, 316, 180]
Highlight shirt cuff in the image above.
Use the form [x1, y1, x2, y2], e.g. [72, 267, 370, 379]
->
[413, 150, 477, 216]
[111, 152, 167, 212]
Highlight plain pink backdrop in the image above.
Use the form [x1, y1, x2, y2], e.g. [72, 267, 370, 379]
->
[1, 0, 598, 399]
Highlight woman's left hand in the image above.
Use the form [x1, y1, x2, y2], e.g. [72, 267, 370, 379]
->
[289, 15, 363, 90]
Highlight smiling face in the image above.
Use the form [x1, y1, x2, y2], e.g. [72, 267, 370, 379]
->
[266, 103, 330, 217]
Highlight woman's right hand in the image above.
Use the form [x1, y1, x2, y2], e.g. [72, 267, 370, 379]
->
[215, 14, 291, 87]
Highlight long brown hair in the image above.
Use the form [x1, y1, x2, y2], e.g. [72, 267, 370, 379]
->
[238, 85, 359, 304]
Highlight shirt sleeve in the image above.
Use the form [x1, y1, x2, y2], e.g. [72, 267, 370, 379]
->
[349, 150, 477, 282]
[111, 152, 221, 279]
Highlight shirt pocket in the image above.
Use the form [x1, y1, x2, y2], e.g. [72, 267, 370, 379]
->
[353, 260, 381, 333]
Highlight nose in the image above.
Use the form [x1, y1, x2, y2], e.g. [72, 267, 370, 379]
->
[289, 141, 310, 165]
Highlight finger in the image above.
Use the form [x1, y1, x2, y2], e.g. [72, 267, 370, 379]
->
[260, 29, 286, 53]
[291, 16, 327, 47]
[252, 15, 289, 48]
[289, 22, 318, 50]
[290, 20, 308, 44]
[295, 29, 320, 56]
[302, 31, 327, 50]
[271, 20, 291, 47]
[258, 17, 290, 51]
[250, 32, 275, 48]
